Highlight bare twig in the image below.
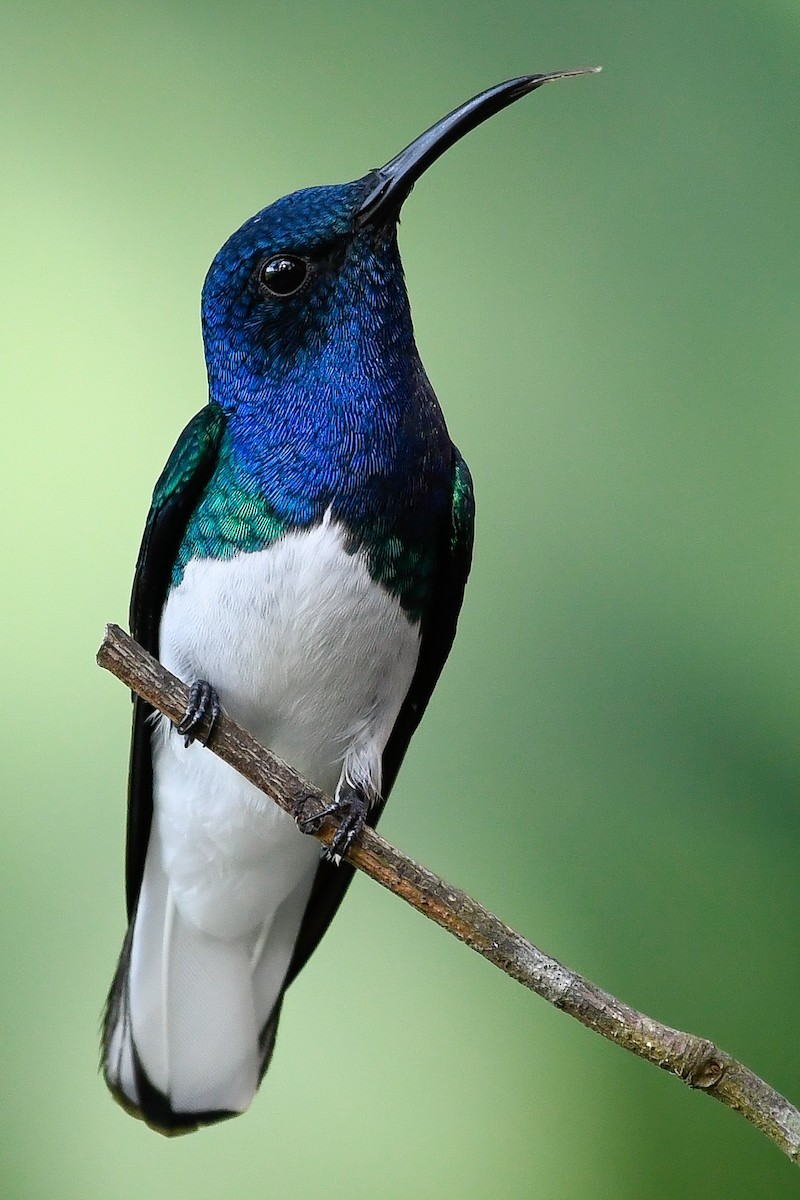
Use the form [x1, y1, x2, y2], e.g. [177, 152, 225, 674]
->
[97, 622, 800, 1166]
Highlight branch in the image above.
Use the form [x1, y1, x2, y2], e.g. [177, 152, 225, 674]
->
[97, 622, 800, 1166]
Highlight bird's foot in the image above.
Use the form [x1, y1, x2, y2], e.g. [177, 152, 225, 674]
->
[175, 680, 221, 747]
[296, 782, 370, 861]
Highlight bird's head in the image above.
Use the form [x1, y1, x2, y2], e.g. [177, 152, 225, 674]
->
[201, 68, 599, 408]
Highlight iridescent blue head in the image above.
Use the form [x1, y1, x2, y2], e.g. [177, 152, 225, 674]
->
[200, 69, 598, 411]
[201, 177, 395, 405]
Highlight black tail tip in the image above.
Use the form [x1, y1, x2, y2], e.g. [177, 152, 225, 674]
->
[104, 1061, 239, 1137]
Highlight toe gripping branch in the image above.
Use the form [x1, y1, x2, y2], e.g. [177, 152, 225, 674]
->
[175, 679, 221, 747]
[296, 781, 371, 861]
[174, 676, 369, 859]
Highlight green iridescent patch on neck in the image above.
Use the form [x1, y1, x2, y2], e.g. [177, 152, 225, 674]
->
[171, 441, 289, 588]
[348, 525, 435, 623]
[170, 437, 474, 626]
[171, 439, 435, 620]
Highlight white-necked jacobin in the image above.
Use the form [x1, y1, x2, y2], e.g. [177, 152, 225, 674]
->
[102, 68, 597, 1135]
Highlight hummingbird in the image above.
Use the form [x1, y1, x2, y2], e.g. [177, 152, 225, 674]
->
[102, 68, 597, 1135]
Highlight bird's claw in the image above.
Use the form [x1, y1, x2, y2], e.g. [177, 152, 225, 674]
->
[326, 783, 370, 860]
[295, 801, 325, 837]
[295, 782, 370, 861]
[175, 680, 221, 747]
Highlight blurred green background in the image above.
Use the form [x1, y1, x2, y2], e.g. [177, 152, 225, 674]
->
[2, 1, 799, 1196]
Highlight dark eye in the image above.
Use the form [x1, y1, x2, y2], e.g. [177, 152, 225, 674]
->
[258, 254, 310, 297]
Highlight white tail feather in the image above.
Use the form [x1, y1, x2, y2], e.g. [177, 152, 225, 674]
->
[105, 824, 317, 1120]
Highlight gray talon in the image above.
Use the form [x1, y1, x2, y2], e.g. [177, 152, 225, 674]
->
[176, 680, 221, 746]
[324, 782, 370, 861]
[295, 782, 370, 860]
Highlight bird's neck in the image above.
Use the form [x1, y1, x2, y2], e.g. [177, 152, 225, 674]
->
[195, 238, 455, 619]
[227, 341, 441, 522]
[207, 273, 449, 531]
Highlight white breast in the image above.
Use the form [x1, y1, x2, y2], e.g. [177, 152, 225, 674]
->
[153, 514, 421, 939]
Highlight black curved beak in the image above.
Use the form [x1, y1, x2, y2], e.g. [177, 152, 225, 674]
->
[356, 67, 601, 227]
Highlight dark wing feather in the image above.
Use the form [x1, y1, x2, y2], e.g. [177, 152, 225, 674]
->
[285, 445, 475, 985]
[124, 404, 227, 919]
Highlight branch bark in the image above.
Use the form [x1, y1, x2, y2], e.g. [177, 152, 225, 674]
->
[97, 621, 800, 1166]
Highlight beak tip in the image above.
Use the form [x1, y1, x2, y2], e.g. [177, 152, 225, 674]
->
[524, 65, 603, 90]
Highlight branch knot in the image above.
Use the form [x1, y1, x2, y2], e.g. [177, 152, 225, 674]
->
[679, 1041, 727, 1091]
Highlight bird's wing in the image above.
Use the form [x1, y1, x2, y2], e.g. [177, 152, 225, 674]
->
[285, 445, 475, 984]
[124, 403, 227, 919]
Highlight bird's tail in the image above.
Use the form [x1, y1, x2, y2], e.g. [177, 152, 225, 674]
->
[101, 832, 306, 1135]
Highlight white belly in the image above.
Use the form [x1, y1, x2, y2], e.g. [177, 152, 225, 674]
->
[152, 515, 421, 938]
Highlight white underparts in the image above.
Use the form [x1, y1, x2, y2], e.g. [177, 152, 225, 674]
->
[109, 519, 420, 1116]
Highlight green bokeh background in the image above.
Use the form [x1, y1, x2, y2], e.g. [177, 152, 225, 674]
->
[2, 2, 799, 1196]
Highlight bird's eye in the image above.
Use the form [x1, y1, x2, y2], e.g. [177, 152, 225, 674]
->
[257, 254, 310, 297]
